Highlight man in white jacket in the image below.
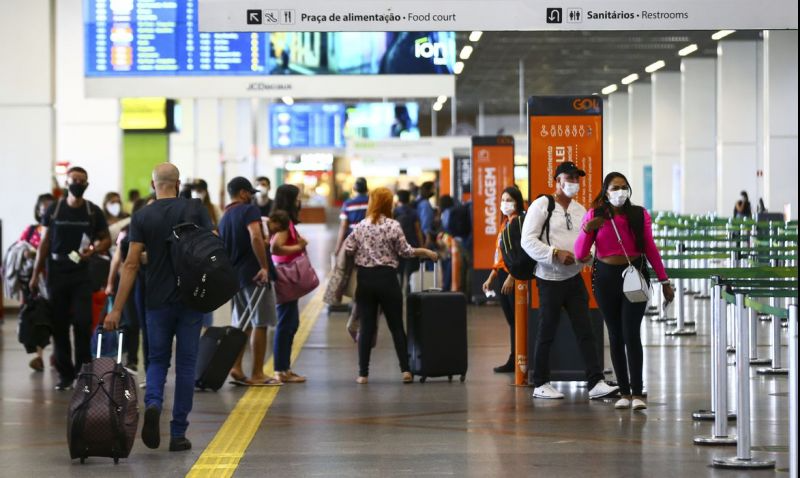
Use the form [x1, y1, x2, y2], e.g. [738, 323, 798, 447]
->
[521, 162, 617, 400]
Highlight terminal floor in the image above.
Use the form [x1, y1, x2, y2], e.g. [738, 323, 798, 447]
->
[0, 226, 792, 477]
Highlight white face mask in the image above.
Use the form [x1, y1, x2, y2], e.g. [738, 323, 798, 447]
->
[500, 201, 516, 217]
[561, 181, 580, 198]
[256, 188, 269, 206]
[106, 202, 121, 217]
[608, 189, 630, 207]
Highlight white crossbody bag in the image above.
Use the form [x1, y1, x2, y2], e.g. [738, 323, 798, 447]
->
[608, 216, 652, 303]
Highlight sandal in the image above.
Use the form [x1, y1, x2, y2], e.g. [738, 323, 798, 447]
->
[29, 356, 44, 372]
[248, 378, 283, 387]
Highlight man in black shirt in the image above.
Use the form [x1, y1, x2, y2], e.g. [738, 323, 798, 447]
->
[30, 166, 111, 391]
[104, 163, 213, 453]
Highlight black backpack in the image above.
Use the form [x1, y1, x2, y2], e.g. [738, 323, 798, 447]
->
[169, 223, 238, 313]
[394, 205, 420, 247]
[500, 195, 555, 280]
[446, 203, 472, 238]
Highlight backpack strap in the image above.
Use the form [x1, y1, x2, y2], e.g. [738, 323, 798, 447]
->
[51, 198, 64, 222]
[536, 195, 556, 245]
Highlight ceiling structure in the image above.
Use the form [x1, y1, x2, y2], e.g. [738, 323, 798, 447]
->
[446, 30, 761, 115]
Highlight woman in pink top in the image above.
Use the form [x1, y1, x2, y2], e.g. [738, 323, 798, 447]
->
[574, 172, 675, 411]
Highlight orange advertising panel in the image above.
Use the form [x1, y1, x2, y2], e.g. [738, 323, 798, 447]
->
[472, 136, 515, 270]
[527, 97, 603, 308]
[439, 157, 451, 196]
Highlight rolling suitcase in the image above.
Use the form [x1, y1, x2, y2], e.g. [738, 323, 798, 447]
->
[68, 331, 139, 464]
[406, 260, 468, 383]
[194, 285, 267, 391]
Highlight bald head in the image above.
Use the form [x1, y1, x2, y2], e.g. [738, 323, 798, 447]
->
[151, 163, 180, 198]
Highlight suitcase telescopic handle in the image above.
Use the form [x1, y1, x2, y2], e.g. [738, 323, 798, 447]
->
[95, 329, 125, 364]
[418, 258, 440, 292]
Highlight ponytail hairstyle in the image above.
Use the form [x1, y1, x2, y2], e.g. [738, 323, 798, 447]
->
[590, 172, 645, 252]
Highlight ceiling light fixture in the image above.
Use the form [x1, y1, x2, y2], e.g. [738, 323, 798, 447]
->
[601, 84, 618, 95]
[454, 61, 464, 74]
[645, 60, 666, 73]
[459, 45, 473, 60]
[437, 95, 448, 104]
[281, 96, 294, 105]
[711, 30, 736, 40]
[621, 73, 639, 85]
[469, 31, 483, 42]
[678, 44, 698, 56]
[433, 102, 443, 112]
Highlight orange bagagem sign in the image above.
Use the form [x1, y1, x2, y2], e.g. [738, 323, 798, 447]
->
[528, 96, 603, 307]
[472, 136, 515, 270]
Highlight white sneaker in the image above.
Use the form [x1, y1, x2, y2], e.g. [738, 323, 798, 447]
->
[532, 383, 564, 399]
[631, 398, 647, 410]
[614, 397, 631, 409]
[588, 381, 620, 399]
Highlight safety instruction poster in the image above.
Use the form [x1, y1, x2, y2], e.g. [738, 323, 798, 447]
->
[472, 136, 515, 270]
[528, 96, 603, 307]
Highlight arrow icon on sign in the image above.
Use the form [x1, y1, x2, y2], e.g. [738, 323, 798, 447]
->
[247, 9, 262, 24]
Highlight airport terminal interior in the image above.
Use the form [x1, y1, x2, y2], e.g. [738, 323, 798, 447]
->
[0, 1, 798, 477]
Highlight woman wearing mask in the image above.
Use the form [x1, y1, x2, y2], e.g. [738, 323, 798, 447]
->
[270, 184, 310, 383]
[574, 172, 674, 411]
[482, 186, 524, 373]
[102, 192, 129, 226]
[344, 187, 439, 384]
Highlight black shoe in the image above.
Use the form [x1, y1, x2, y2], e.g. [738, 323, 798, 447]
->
[141, 405, 161, 449]
[54, 379, 74, 391]
[493, 362, 515, 374]
[169, 436, 192, 452]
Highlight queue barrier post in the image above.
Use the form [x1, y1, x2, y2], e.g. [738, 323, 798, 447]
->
[694, 284, 737, 433]
[514, 279, 528, 386]
[666, 243, 696, 336]
[748, 306, 771, 365]
[711, 294, 775, 469]
[789, 304, 798, 478]
[757, 294, 789, 376]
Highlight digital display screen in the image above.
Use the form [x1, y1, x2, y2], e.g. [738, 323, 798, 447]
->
[270, 103, 346, 149]
[85, 0, 455, 76]
[119, 97, 168, 129]
[345, 102, 420, 140]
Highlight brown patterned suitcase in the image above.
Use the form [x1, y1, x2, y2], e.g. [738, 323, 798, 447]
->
[67, 331, 139, 464]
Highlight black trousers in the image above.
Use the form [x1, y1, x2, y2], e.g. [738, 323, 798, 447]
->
[533, 274, 604, 388]
[496, 270, 515, 359]
[592, 260, 649, 396]
[356, 266, 410, 377]
[47, 265, 93, 382]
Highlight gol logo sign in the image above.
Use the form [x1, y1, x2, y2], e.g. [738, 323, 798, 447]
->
[572, 98, 599, 111]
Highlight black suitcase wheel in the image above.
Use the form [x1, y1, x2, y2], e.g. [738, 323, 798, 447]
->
[114, 457, 119, 465]
[448, 375, 453, 382]
[80, 457, 86, 464]
[460, 375, 466, 383]
[419, 376, 427, 383]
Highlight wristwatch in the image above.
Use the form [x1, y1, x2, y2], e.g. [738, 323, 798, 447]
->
[660, 279, 672, 286]
[552, 247, 559, 257]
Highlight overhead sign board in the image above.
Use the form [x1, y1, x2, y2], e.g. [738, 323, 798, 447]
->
[199, 0, 798, 32]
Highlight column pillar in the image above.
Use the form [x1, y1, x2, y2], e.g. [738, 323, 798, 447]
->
[607, 92, 629, 177]
[651, 71, 681, 212]
[717, 40, 759, 215]
[681, 58, 717, 215]
[628, 83, 652, 208]
[763, 30, 799, 219]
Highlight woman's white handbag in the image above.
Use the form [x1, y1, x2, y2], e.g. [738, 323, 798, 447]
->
[609, 216, 652, 303]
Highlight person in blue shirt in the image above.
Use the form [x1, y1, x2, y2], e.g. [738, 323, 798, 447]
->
[218, 177, 280, 387]
[416, 181, 437, 249]
[335, 177, 369, 255]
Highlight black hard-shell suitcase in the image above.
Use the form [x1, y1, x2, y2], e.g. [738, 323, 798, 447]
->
[195, 285, 267, 391]
[406, 261, 468, 383]
[68, 331, 139, 464]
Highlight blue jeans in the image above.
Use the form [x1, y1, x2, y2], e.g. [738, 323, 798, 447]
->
[145, 303, 203, 438]
[274, 300, 299, 372]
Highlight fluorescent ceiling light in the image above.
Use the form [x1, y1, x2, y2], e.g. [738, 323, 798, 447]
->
[645, 60, 666, 73]
[712, 30, 735, 40]
[678, 44, 698, 56]
[601, 84, 618, 95]
[469, 31, 483, 42]
[281, 96, 294, 105]
[621, 73, 639, 85]
[454, 61, 464, 75]
[433, 102, 443, 112]
[437, 95, 448, 104]
[459, 45, 473, 60]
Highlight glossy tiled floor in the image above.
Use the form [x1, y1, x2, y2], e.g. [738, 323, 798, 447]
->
[0, 225, 792, 477]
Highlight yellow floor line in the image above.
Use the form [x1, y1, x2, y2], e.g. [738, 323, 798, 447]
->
[186, 288, 326, 478]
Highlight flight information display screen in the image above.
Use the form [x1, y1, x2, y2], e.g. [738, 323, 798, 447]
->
[85, 0, 455, 76]
[270, 103, 346, 149]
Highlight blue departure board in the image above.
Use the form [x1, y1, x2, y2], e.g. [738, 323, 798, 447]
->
[270, 104, 346, 149]
[85, 0, 455, 77]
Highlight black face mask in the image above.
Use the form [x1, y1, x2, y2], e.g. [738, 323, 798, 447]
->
[68, 183, 88, 198]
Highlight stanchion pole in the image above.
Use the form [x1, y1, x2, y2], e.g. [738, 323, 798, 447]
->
[667, 244, 695, 336]
[757, 295, 789, 376]
[712, 294, 775, 469]
[694, 279, 719, 421]
[514, 280, 528, 386]
[695, 284, 737, 439]
[789, 304, 798, 478]
[748, 305, 770, 365]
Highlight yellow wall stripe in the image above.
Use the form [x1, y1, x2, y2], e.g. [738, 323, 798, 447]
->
[186, 288, 326, 478]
